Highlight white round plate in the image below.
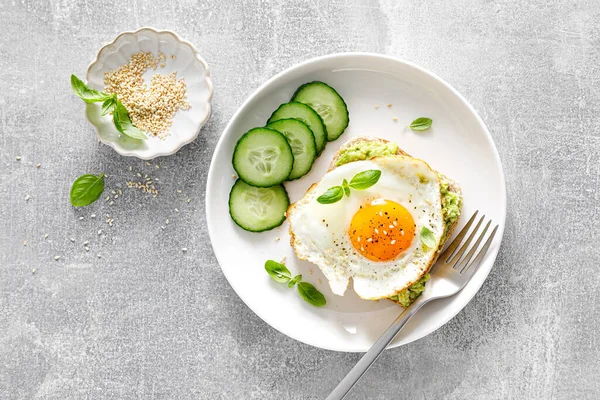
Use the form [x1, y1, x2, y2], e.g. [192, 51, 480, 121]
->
[85, 27, 213, 160]
[206, 53, 506, 352]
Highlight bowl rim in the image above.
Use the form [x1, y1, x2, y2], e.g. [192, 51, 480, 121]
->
[84, 26, 214, 160]
[205, 52, 507, 352]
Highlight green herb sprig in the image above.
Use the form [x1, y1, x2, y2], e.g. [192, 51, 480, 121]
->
[317, 169, 381, 204]
[71, 74, 147, 140]
[70, 173, 105, 207]
[264, 260, 326, 307]
[420, 226, 436, 248]
[409, 117, 433, 131]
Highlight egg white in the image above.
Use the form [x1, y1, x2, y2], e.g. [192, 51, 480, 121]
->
[288, 156, 445, 300]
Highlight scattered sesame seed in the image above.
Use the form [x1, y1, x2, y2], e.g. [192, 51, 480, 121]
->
[393, 220, 398, 226]
[129, 166, 133, 171]
[374, 228, 379, 234]
[361, 246, 365, 251]
[83, 240, 89, 245]
[54, 256, 60, 261]
[137, 173, 142, 178]
[84, 247, 89, 252]
[161, 226, 166, 230]
[70, 238, 75, 242]
[15, 156, 21, 161]
[182, 248, 188, 252]
[79, 216, 84, 220]
[98, 230, 102, 235]
[175, 208, 179, 213]
[383, 230, 388, 235]
[32, 268, 36, 274]
[391, 240, 396, 245]
[97, 254, 101, 258]
[111, 190, 116, 195]
[91, 214, 96, 218]
[23, 240, 27, 246]
[400, 230, 405, 236]
[35, 163, 41, 168]
[109, 201, 114, 206]
[367, 238, 373, 242]
[24, 195, 30, 201]
[171, 54, 176, 60]
[44, 234, 48, 239]
[186, 198, 191, 203]
[389, 225, 394, 229]
[177, 189, 182, 193]
[155, 165, 160, 169]
[105, 196, 110, 201]
[357, 237, 361, 242]
[145, 162, 151, 166]
[280, 256, 286, 264]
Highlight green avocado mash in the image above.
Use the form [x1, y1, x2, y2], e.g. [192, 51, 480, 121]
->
[335, 140, 399, 166]
[336, 140, 462, 306]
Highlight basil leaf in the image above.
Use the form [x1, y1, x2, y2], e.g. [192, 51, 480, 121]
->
[348, 170, 381, 190]
[113, 101, 147, 140]
[100, 96, 117, 116]
[409, 117, 432, 131]
[70, 173, 105, 207]
[297, 282, 326, 307]
[70, 74, 112, 103]
[420, 226, 437, 249]
[342, 179, 351, 197]
[317, 186, 344, 204]
[288, 274, 302, 288]
[265, 260, 292, 283]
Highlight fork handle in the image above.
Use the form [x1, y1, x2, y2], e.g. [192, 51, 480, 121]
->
[326, 297, 428, 400]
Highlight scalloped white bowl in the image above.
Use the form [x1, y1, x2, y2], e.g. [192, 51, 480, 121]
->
[85, 27, 213, 159]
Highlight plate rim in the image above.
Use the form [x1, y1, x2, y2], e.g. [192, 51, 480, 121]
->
[206, 52, 507, 352]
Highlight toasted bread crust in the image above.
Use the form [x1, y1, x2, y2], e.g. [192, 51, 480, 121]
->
[287, 136, 463, 304]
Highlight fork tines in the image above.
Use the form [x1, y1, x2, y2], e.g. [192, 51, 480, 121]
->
[441, 210, 499, 275]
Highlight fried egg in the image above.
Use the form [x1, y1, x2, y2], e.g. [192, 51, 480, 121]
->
[287, 156, 445, 300]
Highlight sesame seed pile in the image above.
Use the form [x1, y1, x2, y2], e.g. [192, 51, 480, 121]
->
[103, 52, 190, 138]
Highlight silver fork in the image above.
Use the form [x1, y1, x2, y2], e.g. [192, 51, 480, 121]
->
[327, 211, 498, 400]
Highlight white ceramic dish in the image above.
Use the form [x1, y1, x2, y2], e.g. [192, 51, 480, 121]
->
[85, 27, 213, 160]
[206, 53, 506, 352]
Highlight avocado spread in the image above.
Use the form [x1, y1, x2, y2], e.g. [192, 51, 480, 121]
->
[336, 140, 462, 306]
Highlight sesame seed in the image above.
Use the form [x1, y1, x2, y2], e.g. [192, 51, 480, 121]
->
[85, 247, 89, 252]
[35, 163, 41, 168]
[15, 156, 21, 161]
[97, 254, 101, 258]
[54, 256, 60, 261]
[393, 220, 398, 226]
[367, 238, 373, 242]
[391, 240, 396, 245]
[280, 256, 286, 264]
[389, 225, 394, 229]
[357, 237, 361, 242]
[175, 208, 179, 213]
[361, 246, 365, 251]
[103, 51, 190, 138]
[145, 162, 151, 166]
[79, 216, 84, 220]
[374, 228, 379, 234]
[70, 238, 75, 242]
[137, 173, 142, 177]
[400, 230, 405, 236]
[23, 240, 27, 246]
[182, 248, 188, 252]
[177, 189, 182, 193]
[91, 214, 96, 218]
[83, 240, 89, 245]
[32, 268, 36, 274]
[383, 230, 388, 235]
[44, 234, 48, 239]
[98, 230, 102, 235]
[24, 195, 30, 201]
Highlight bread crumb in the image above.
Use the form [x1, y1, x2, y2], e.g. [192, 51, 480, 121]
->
[232, 174, 237, 179]
[280, 256, 286, 264]
[393, 117, 398, 122]
[318, 279, 322, 284]
[374, 105, 379, 109]
[275, 237, 280, 242]
[387, 104, 392, 108]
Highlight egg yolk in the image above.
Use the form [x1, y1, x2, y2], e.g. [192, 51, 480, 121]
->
[349, 199, 415, 262]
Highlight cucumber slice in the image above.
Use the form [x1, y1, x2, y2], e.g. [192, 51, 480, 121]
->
[229, 179, 289, 232]
[267, 102, 327, 154]
[292, 81, 349, 142]
[233, 127, 294, 187]
[266, 119, 316, 180]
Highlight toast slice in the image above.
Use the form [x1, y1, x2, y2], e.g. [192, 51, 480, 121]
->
[288, 136, 463, 305]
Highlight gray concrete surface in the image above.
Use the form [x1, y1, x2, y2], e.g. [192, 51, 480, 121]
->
[1, 0, 599, 399]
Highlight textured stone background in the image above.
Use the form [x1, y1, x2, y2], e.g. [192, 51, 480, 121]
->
[1, 0, 599, 399]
